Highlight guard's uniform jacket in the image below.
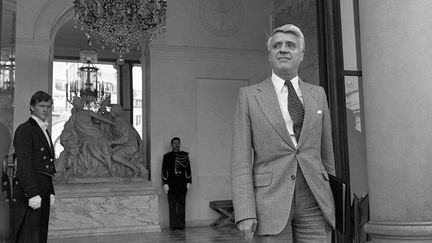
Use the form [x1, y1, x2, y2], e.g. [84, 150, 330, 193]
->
[161, 151, 191, 195]
[12, 117, 55, 243]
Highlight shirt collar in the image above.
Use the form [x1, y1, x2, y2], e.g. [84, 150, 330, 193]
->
[271, 71, 299, 92]
[31, 115, 48, 131]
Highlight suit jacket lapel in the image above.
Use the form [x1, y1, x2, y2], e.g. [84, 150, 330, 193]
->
[45, 129, 55, 157]
[297, 79, 319, 147]
[255, 78, 296, 149]
[29, 118, 54, 156]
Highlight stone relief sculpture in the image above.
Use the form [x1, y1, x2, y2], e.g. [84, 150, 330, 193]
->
[55, 98, 147, 183]
[110, 104, 147, 177]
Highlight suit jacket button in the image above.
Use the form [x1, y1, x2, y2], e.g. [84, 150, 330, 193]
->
[46, 165, 49, 169]
[43, 156, 47, 160]
[295, 150, 299, 155]
[41, 147, 45, 151]
[291, 175, 296, 180]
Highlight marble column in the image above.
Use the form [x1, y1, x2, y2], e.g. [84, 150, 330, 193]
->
[359, 1, 432, 242]
[14, 39, 52, 128]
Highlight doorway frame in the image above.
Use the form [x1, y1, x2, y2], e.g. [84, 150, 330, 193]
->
[316, 0, 352, 242]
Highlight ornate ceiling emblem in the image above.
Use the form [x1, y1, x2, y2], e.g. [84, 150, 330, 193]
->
[199, 0, 244, 37]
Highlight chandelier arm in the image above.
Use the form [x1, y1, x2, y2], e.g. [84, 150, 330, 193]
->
[73, 0, 167, 60]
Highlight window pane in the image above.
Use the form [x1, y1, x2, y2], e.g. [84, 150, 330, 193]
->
[52, 61, 118, 158]
[345, 76, 361, 132]
[132, 65, 143, 139]
[344, 75, 368, 200]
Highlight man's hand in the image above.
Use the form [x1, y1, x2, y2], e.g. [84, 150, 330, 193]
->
[186, 183, 191, 190]
[237, 218, 257, 240]
[28, 195, 42, 210]
[50, 194, 55, 206]
[163, 184, 169, 193]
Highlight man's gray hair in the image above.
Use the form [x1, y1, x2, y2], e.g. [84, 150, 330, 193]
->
[266, 24, 305, 52]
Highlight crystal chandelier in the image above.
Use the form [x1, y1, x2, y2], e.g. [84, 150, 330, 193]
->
[73, 0, 168, 62]
[0, 47, 15, 98]
[66, 49, 112, 112]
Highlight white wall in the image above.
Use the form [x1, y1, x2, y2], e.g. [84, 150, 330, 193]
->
[150, 46, 269, 226]
[149, 0, 272, 225]
[14, 0, 72, 128]
[14, 0, 272, 228]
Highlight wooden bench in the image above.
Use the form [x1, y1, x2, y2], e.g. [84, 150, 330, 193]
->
[209, 200, 234, 227]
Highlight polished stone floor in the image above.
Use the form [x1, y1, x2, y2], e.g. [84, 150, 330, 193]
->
[48, 226, 247, 243]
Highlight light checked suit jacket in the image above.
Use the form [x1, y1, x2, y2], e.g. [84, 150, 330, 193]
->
[230, 77, 336, 235]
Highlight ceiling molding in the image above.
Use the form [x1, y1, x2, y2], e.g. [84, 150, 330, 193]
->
[3, 0, 16, 11]
[150, 44, 267, 64]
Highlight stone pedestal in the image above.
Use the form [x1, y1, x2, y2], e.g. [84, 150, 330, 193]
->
[48, 180, 160, 238]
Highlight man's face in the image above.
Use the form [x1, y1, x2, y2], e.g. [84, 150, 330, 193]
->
[31, 101, 52, 122]
[268, 32, 304, 76]
[171, 140, 180, 152]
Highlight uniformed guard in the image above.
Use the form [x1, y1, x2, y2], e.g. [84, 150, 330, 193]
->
[12, 91, 56, 243]
[161, 137, 192, 230]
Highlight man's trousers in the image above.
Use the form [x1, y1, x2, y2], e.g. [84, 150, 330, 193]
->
[168, 193, 186, 230]
[252, 166, 332, 242]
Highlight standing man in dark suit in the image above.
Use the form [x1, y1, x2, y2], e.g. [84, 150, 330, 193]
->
[231, 24, 336, 242]
[12, 91, 56, 243]
[161, 137, 191, 230]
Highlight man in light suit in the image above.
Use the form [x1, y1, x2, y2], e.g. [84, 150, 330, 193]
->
[12, 91, 56, 243]
[231, 24, 335, 242]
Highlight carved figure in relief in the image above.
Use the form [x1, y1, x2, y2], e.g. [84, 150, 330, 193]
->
[109, 104, 147, 176]
[56, 99, 148, 182]
[56, 97, 113, 181]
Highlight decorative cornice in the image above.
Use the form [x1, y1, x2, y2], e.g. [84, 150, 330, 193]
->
[150, 44, 267, 64]
[364, 221, 432, 240]
[15, 38, 51, 47]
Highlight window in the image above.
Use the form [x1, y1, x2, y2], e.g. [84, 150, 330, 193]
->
[135, 115, 142, 126]
[132, 65, 143, 139]
[51, 60, 118, 158]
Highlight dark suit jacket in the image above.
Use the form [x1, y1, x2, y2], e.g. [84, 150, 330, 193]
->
[231, 78, 336, 235]
[161, 151, 191, 195]
[13, 117, 55, 200]
[12, 118, 55, 242]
